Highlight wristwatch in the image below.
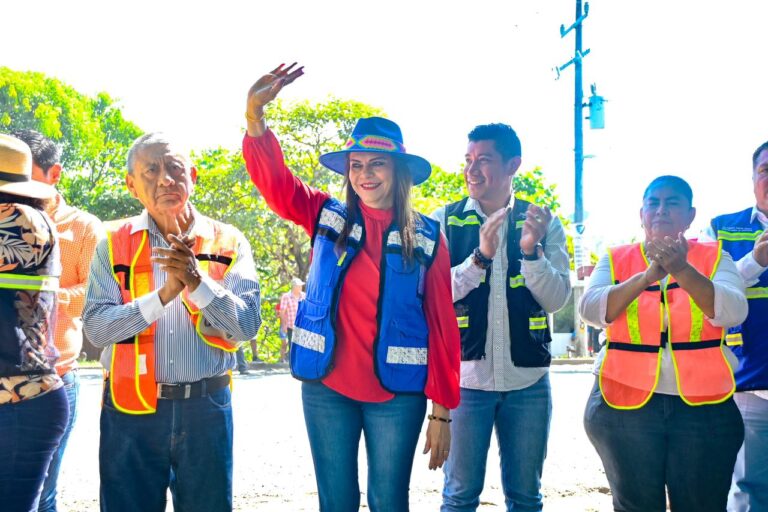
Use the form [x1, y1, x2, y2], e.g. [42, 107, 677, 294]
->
[472, 247, 493, 269]
[522, 243, 543, 261]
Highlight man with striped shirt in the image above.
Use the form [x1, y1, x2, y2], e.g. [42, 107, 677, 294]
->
[83, 133, 261, 512]
[13, 129, 104, 512]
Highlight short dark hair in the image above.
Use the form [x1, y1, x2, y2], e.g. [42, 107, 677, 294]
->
[11, 129, 61, 173]
[468, 123, 521, 161]
[642, 175, 693, 206]
[752, 141, 768, 169]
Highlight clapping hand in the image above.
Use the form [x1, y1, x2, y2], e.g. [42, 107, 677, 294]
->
[646, 233, 689, 276]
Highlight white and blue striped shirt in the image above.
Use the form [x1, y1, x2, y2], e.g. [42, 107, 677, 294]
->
[83, 208, 261, 383]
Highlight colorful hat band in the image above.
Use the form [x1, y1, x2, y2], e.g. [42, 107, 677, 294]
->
[343, 135, 406, 153]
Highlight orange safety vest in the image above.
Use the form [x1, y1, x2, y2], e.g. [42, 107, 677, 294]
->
[106, 216, 239, 414]
[600, 241, 735, 409]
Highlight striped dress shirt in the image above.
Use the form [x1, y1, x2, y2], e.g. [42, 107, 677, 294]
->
[83, 208, 261, 384]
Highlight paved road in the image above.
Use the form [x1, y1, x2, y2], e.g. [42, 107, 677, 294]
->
[58, 367, 613, 511]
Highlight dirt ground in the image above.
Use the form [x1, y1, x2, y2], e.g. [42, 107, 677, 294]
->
[57, 366, 614, 511]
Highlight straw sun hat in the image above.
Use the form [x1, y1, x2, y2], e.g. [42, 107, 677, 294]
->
[0, 133, 56, 199]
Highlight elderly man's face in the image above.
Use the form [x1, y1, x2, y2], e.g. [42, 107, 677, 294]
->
[754, 149, 768, 214]
[126, 143, 196, 219]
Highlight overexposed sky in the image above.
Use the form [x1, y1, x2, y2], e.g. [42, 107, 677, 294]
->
[6, 0, 767, 252]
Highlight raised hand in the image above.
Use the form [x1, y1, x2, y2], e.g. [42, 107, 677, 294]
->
[247, 62, 305, 113]
[520, 204, 552, 256]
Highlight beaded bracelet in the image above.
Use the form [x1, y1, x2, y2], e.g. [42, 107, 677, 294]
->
[428, 414, 452, 423]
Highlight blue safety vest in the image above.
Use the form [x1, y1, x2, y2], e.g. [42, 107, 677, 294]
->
[290, 198, 440, 393]
[711, 206, 768, 391]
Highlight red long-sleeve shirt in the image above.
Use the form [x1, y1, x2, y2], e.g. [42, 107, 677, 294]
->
[243, 130, 460, 408]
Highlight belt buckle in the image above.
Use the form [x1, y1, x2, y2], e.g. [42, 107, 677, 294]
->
[183, 383, 192, 399]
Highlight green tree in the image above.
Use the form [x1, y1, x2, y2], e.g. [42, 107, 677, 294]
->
[0, 67, 142, 220]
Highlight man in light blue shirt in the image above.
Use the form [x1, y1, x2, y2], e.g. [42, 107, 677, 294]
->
[83, 133, 261, 512]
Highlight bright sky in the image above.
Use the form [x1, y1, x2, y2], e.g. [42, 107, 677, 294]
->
[7, 0, 768, 253]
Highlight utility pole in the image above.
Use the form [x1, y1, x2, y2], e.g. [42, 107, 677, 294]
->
[556, 0, 600, 357]
[556, 0, 591, 270]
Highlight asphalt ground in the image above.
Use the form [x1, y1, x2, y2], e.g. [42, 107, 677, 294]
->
[57, 365, 613, 511]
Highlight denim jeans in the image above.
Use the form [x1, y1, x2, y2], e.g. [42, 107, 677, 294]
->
[728, 392, 768, 511]
[441, 374, 552, 512]
[38, 370, 79, 512]
[584, 379, 744, 512]
[0, 386, 69, 512]
[99, 384, 233, 512]
[302, 381, 427, 512]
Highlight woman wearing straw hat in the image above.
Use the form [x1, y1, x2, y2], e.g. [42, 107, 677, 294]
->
[0, 134, 67, 512]
[243, 64, 460, 511]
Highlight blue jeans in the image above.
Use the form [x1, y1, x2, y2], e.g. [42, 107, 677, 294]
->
[584, 379, 744, 512]
[0, 386, 69, 512]
[302, 381, 427, 512]
[38, 370, 79, 512]
[442, 374, 552, 512]
[728, 392, 768, 511]
[99, 384, 233, 512]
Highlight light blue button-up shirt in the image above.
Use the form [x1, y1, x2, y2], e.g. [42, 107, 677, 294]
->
[83, 208, 261, 383]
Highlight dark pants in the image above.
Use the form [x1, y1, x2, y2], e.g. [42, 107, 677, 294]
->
[302, 381, 427, 512]
[99, 385, 233, 512]
[584, 379, 744, 512]
[38, 370, 80, 512]
[0, 387, 69, 512]
[235, 347, 248, 372]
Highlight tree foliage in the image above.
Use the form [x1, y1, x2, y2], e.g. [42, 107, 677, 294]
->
[0, 67, 142, 220]
[1, 69, 568, 361]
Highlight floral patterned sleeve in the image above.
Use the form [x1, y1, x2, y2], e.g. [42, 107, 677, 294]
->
[0, 203, 62, 404]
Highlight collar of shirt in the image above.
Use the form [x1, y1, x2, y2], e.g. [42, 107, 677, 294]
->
[130, 204, 214, 239]
[46, 192, 75, 223]
[751, 206, 768, 228]
[463, 195, 516, 219]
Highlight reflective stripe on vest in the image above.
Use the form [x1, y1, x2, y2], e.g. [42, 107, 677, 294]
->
[509, 275, 525, 288]
[746, 287, 768, 299]
[447, 214, 480, 227]
[106, 218, 239, 415]
[0, 273, 59, 292]
[725, 332, 743, 346]
[600, 241, 734, 409]
[716, 229, 762, 242]
[529, 317, 547, 330]
[457, 316, 469, 329]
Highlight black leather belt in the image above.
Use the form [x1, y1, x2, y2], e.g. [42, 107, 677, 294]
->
[156, 374, 230, 400]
